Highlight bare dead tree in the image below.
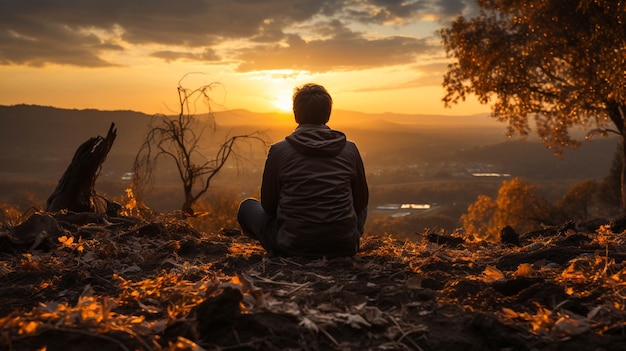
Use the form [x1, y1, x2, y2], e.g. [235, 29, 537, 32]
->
[131, 78, 268, 217]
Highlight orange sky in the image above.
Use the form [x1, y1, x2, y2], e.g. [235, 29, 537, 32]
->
[0, 1, 488, 116]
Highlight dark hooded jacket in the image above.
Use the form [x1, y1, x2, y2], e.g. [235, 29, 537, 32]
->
[261, 124, 368, 257]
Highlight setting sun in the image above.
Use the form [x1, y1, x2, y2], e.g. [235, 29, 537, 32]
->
[272, 95, 293, 112]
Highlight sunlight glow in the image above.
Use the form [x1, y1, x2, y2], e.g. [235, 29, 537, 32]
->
[272, 95, 293, 112]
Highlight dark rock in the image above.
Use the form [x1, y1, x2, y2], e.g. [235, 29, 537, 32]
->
[610, 215, 626, 233]
[220, 227, 243, 237]
[12, 213, 65, 244]
[178, 239, 230, 256]
[2, 213, 68, 251]
[500, 226, 520, 246]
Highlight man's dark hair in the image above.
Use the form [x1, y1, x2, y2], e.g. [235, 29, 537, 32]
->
[292, 83, 333, 125]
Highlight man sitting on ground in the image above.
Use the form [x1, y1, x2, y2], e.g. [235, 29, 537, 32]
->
[237, 83, 368, 258]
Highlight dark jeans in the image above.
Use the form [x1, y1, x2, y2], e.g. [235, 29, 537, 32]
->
[237, 198, 367, 255]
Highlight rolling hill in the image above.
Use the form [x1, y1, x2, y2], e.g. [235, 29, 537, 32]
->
[0, 104, 618, 185]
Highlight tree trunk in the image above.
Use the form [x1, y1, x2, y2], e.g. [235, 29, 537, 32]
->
[607, 103, 626, 214]
[46, 123, 117, 213]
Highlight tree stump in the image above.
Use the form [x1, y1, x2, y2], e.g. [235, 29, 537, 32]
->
[46, 123, 117, 212]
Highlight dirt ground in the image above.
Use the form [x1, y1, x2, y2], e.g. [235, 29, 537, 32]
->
[1, 211, 626, 350]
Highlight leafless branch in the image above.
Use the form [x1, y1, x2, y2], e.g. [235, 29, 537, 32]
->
[131, 76, 269, 217]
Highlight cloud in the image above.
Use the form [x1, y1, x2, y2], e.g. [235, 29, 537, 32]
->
[0, 0, 470, 69]
[433, 0, 466, 18]
[151, 48, 220, 63]
[0, 0, 329, 66]
[234, 22, 437, 72]
[344, 0, 476, 24]
[0, 20, 123, 67]
[434, 0, 478, 21]
[345, 0, 429, 24]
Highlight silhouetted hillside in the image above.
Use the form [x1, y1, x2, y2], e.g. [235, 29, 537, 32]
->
[0, 105, 507, 180]
[217, 108, 501, 128]
[0, 104, 618, 185]
[0, 104, 151, 153]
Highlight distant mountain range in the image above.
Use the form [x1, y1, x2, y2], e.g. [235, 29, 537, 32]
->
[216, 108, 500, 128]
[0, 103, 505, 168]
[0, 104, 501, 153]
[0, 104, 151, 156]
[0, 104, 619, 184]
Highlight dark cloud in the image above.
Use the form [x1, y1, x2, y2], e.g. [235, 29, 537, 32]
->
[362, 0, 428, 22]
[151, 48, 220, 63]
[314, 20, 361, 40]
[347, 0, 476, 24]
[433, 0, 478, 22]
[0, 0, 453, 69]
[0, 18, 122, 67]
[0, 0, 337, 66]
[234, 25, 437, 72]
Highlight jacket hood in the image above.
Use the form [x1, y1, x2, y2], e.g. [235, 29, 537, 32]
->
[285, 124, 347, 157]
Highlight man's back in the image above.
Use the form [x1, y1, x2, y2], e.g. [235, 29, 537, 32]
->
[262, 125, 364, 222]
[260, 124, 368, 257]
[237, 83, 368, 258]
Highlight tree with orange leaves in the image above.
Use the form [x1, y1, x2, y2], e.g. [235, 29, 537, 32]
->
[442, 0, 626, 209]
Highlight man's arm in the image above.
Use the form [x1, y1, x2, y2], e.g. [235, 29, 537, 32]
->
[261, 145, 280, 216]
[352, 146, 369, 213]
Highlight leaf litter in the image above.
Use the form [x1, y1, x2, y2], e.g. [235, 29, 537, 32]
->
[0, 212, 626, 350]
